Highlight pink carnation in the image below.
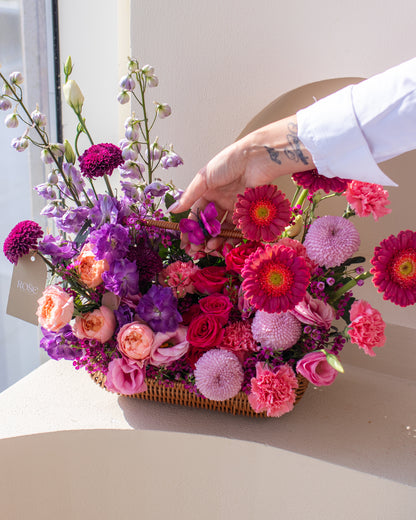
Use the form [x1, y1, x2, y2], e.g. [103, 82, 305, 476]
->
[344, 180, 391, 221]
[291, 292, 335, 329]
[348, 300, 386, 356]
[248, 363, 298, 417]
[105, 356, 147, 395]
[159, 260, 199, 298]
[220, 320, 257, 354]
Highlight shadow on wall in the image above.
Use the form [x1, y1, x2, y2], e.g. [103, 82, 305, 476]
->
[237, 78, 416, 329]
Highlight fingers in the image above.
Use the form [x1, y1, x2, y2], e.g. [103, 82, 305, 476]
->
[170, 167, 208, 213]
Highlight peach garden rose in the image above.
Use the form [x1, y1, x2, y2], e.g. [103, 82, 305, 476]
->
[36, 284, 74, 332]
[73, 305, 116, 343]
[117, 321, 155, 364]
[75, 243, 109, 288]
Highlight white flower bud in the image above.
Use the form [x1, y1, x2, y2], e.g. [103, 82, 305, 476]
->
[119, 75, 135, 91]
[11, 136, 29, 152]
[50, 143, 65, 157]
[156, 102, 172, 119]
[149, 140, 162, 161]
[9, 72, 23, 85]
[63, 79, 84, 113]
[64, 139, 76, 164]
[128, 58, 139, 72]
[48, 171, 59, 184]
[122, 142, 140, 161]
[41, 149, 55, 164]
[117, 90, 130, 105]
[141, 64, 154, 77]
[125, 125, 140, 141]
[147, 75, 159, 88]
[0, 97, 12, 111]
[31, 105, 47, 127]
[5, 112, 18, 128]
[2, 84, 12, 96]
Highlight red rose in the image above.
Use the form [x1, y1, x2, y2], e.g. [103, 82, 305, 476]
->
[187, 314, 225, 348]
[181, 303, 202, 326]
[191, 266, 228, 294]
[199, 293, 233, 325]
[225, 242, 260, 274]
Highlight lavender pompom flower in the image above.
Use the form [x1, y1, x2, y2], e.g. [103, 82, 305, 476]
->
[136, 285, 182, 333]
[3, 220, 44, 264]
[102, 258, 139, 297]
[40, 325, 82, 361]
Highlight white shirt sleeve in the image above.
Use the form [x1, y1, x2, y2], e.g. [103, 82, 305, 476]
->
[296, 57, 416, 187]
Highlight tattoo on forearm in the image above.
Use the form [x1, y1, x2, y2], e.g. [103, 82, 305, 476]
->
[284, 122, 309, 165]
[265, 146, 282, 164]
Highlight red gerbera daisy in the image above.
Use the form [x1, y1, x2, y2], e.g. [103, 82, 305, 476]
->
[292, 169, 350, 194]
[371, 230, 416, 307]
[241, 244, 310, 313]
[232, 185, 291, 242]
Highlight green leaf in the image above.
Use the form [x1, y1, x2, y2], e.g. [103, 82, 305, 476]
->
[325, 352, 344, 373]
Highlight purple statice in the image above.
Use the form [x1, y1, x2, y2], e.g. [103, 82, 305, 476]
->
[40, 325, 82, 361]
[102, 258, 139, 297]
[136, 285, 182, 333]
[58, 163, 85, 198]
[114, 303, 136, 333]
[144, 181, 169, 197]
[56, 206, 90, 233]
[88, 223, 130, 263]
[38, 234, 77, 264]
[3, 220, 44, 264]
[78, 143, 123, 179]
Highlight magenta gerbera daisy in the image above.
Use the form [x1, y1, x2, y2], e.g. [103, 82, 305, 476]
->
[3, 220, 44, 264]
[241, 244, 310, 313]
[304, 215, 360, 267]
[194, 349, 244, 401]
[292, 169, 350, 194]
[79, 143, 123, 179]
[232, 185, 291, 242]
[371, 229, 416, 307]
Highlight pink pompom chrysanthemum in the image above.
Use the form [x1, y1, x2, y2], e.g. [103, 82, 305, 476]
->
[371, 229, 416, 307]
[79, 143, 123, 179]
[194, 349, 244, 401]
[241, 244, 310, 313]
[248, 362, 298, 417]
[251, 310, 302, 351]
[304, 215, 360, 267]
[3, 220, 44, 264]
[292, 169, 350, 194]
[232, 185, 291, 242]
[344, 180, 391, 221]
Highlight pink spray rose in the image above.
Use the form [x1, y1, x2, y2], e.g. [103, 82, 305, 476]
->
[248, 363, 298, 417]
[291, 292, 335, 329]
[73, 305, 116, 343]
[198, 293, 233, 325]
[105, 356, 147, 395]
[344, 180, 391, 221]
[158, 260, 199, 298]
[348, 300, 386, 356]
[149, 325, 189, 366]
[117, 321, 155, 364]
[36, 285, 74, 332]
[296, 351, 338, 386]
[75, 243, 109, 288]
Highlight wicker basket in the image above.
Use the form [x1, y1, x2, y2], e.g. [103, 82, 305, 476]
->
[91, 371, 309, 418]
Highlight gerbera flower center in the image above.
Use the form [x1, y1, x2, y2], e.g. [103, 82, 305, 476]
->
[250, 199, 277, 227]
[390, 248, 416, 288]
[259, 261, 293, 296]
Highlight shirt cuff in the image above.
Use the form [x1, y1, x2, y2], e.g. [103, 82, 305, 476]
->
[296, 85, 398, 187]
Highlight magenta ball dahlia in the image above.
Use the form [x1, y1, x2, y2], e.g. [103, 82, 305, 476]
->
[3, 220, 44, 264]
[194, 349, 244, 401]
[79, 143, 123, 179]
[252, 310, 302, 351]
[304, 215, 360, 267]
[371, 229, 416, 307]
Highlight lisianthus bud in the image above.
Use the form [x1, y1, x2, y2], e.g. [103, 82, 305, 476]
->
[64, 139, 76, 164]
[5, 112, 18, 128]
[141, 64, 154, 77]
[48, 171, 59, 184]
[147, 75, 159, 88]
[11, 136, 29, 152]
[31, 105, 47, 127]
[117, 90, 130, 104]
[119, 75, 135, 91]
[63, 79, 84, 113]
[155, 103, 172, 119]
[0, 97, 12, 111]
[9, 72, 23, 85]
[63, 56, 73, 77]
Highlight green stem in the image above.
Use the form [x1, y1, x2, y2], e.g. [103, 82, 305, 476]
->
[295, 188, 309, 208]
[331, 271, 373, 301]
[138, 74, 153, 184]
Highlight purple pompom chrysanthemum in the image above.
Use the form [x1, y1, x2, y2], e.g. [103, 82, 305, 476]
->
[3, 220, 44, 264]
[304, 215, 360, 267]
[194, 349, 244, 401]
[79, 143, 123, 179]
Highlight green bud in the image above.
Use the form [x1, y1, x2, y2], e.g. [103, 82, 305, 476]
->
[64, 56, 73, 78]
[64, 139, 76, 164]
[324, 352, 344, 374]
[63, 79, 84, 114]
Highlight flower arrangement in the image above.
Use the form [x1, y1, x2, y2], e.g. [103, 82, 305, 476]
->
[2, 57, 416, 418]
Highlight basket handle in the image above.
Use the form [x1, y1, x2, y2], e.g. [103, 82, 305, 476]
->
[144, 218, 244, 240]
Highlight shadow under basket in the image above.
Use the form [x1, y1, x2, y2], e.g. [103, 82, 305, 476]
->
[91, 372, 309, 418]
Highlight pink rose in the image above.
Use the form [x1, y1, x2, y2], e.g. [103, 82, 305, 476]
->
[159, 260, 199, 298]
[191, 266, 228, 294]
[73, 305, 116, 343]
[117, 321, 154, 364]
[199, 293, 233, 325]
[344, 180, 391, 221]
[149, 325, 189, 366]
[36, 285, 74, 332]
[105, 356, 147, 395]
[75, 243, 109, 288]
[296, 351, 338, 386]
[187, 314, 224, 348]
[291, 292, 335, 329]
[348, 300, 386, 356]
[225, 241, 260, 274]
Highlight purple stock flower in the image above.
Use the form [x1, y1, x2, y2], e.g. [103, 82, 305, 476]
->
[136, 285, 182, 333]
[38, 234, 77, 264]
[88, 223, 130, 263]
[56, 206, 90, 233]
[88, 194, 120, 227]
[102, 258, 139, 297]
[144, 181, 169, 197]
[40, 325, 82, 361]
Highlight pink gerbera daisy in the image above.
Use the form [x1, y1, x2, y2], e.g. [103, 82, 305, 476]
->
[241, 244, 310, 313]
[3, 220, 44, 264]
[304, 215, 360, 267]
[292, 169, 350, 194]
[371, 230, 416, 307]
[232, 185, 291, 242]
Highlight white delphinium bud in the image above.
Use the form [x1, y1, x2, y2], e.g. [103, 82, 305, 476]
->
[141, 64, 154, 77]
[2, 84, 12, 96]
[11, 134, 29, 152]
[128, 58, 139, 72]
[117, 90, 130, 104]
[63, 79, 84, 113]
[48, 171, 59, 184]
[9, 72, 23, 85]
[121, 141, 141, 161]
[31, 104, 47, 127]
[119, 160, 145, 179]
[0, 96, 12, 111]
[155, 102, 172, 119]
[5, 112, 18, 128]
[125, 125, 139, 141]
[119, 75, 135, 92]
[147, 76, 159, 88]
